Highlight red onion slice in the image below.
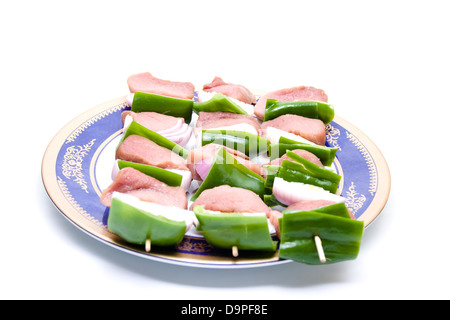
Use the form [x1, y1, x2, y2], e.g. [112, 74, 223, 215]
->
[158, 120, 184, 135]
[158, 122, 193, 147]
[195, 157, 213, 181]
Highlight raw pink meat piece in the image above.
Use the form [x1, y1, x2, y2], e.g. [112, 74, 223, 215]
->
[121, 111, 184, 132]
[268, 210, 283, 239]
[100, 167, 187, 209]
[190, 185, 271, 214]
[261, 114, 326, 145]
[203, 77, 256, 104]
[116, 135, 188, 171]
[127, 72, 195, 100]
[196, 111, 261, 133]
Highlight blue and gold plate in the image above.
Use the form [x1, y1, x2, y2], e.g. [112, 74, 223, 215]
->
[42, 94, 391, 268]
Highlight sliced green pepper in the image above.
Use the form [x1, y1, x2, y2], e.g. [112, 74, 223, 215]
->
[191, 148, 266, 201]
[285, 151, 341, 184]
[108, 193, 188, 248]
[201, 129, 270, 158]
[193, 206, 278, 252]
[120, 120, 189, 159]
[264, 152, 341, 194]
[132, 92, 193, 123]
[278, 204, 364, 265]
[264, 99, 335, 124]
[263, 165, 283, 207]
[279, 151, 341, 193]
[264, 165, 280, 192]
[270, 136, 338, 167]
[116, 160, 183, 187]
[281, 202, 352, 222]
[263, 150, 342, 207]
[193, 93, 248, 115]
[309, 202, 352, 219]
[277, 162, 338, 193]
[263, 194, 285, 208]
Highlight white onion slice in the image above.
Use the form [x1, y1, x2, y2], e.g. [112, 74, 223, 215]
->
[126, 93, 134, 107]
[111, 159, 120, 181]
[123, 114, 134, 133]
[165, 169, 193, 191]
[272, 177, 345, 206]
[112, 192, 198, 232]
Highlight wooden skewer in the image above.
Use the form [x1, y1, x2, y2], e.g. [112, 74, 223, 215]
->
[232, 245, 239, 258]
[145, 238, 151, 253]
[314, 236, 326, 264]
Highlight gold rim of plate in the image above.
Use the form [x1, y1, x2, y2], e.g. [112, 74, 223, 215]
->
[41, 95, 391, 268]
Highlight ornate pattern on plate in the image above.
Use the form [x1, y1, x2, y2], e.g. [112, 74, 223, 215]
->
[55, 101, 129, 233]
[62, 139, 96, 193]
[57, 176, 107, 230]
[326, 124, 341, 150]
[326, 123, 373, 215]
[345, 182, 367, 214]
[177, 237, 216, 255]
[346, 131, 378, 196]
[65, 103, 127, 144]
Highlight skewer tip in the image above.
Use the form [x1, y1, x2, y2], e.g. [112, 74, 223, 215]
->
[145, 238, 151, 253]
[314, 235, 326, 264]
[232, 245, 239, 257]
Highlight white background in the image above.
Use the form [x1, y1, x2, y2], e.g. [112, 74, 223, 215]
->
[1, 0, 449, 300]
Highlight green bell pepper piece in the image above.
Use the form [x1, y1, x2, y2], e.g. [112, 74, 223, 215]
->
[116, 160, 183, 187]
[108, 194, 187, 248]
[131, 91, 193, 124]
[263, 166, 282, 207]
[264, 165, 280, 191]
[264, 99, 335, 124]
[264, 151, 341, 194]
[276, 203, 352, 235]
[193, 206, 278, 252]
[281, 202, 353, 222]
[278, 205, 364, 265]
[201, 129, 270, 158]
[191, 148, 266, 201]
[120, 120, 189, 159]
[193, 93, 249, 115]
[285, 151, 341, 184]
[263, 194, 286, 208]
[277, 152, 341, 194]
[270, 136, 338, 167]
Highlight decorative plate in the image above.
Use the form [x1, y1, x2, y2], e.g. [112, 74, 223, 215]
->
[42, 94, 391, 268]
